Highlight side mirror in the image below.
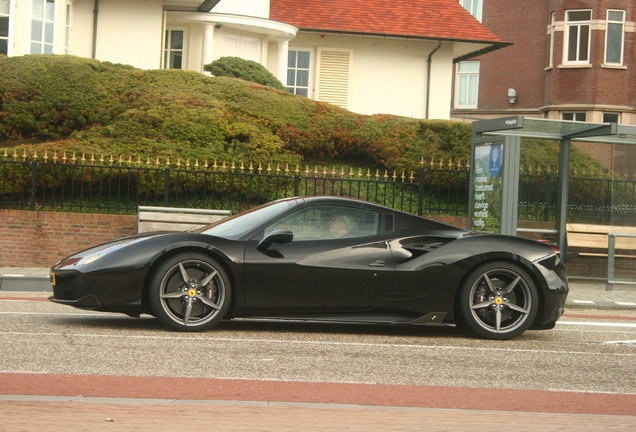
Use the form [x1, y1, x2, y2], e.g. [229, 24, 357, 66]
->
[256, 229, 293, 251]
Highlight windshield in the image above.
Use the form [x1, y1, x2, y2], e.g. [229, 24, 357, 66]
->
[196, 199, 298, 239]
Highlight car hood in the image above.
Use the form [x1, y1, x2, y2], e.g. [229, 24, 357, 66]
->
[52, 232, 172, 269]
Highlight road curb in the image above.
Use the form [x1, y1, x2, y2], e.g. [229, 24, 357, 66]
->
[0, 274, 51, 292]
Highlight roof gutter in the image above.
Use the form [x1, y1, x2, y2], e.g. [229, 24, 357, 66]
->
[453, 42, 512, 63]
[198, 0, 221, 12]
[425, 41, 442, 119]
[296, 28, 512, 61]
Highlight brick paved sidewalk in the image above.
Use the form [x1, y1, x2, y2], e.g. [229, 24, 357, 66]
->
[1, 396, 635, 432]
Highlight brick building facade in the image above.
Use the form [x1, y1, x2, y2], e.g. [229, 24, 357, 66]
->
[452, 0, 636, 125]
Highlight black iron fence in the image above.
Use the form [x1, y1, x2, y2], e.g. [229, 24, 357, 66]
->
[517, 170, 636, 225]
[0, 157, 468, 216]
[2, 156, 636, 224]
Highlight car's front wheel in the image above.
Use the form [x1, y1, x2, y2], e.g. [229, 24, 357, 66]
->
[149, 253, 231, 332]
[457, 262, 538, 340]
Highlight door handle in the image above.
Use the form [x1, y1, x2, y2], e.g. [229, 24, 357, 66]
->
[368, 260, 385, 267]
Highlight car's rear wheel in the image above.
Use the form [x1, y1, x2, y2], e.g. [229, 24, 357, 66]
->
[457, 262, 538, 340]
[149, 253, 231, 332]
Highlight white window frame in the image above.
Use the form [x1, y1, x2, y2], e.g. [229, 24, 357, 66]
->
[604, 10, 625, 66]
[564, 10, 591, 65]
[459, 0, 482, 22]
[548, 12, 556, 68]
[455, 61, 479, 109]
[0, 0, 12, 56]
[64, 0, 71, 54]
[164, 27, 188, 70]
[561, 112, 587, 122]
[602, 113, 620, 124]
[30, 0, 56, 54]
[287, 47, 313, 98]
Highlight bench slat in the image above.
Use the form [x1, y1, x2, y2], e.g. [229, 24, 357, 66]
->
[578, 252, 636, 258]
[567, 224, 636, 234]
[567, 233, 608, 249]
[139, 221, 215, 233]
[137, 207, 231, 233]
[138, 211, 226, 225]
[566, 224, 636, 251]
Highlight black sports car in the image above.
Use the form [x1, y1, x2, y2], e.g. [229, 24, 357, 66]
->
[49, 196, 568, 340]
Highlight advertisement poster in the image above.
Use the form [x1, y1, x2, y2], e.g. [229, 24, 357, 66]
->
[471, 143, 503, 233]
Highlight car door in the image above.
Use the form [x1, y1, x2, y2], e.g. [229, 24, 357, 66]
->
[242, 205, 394, 315]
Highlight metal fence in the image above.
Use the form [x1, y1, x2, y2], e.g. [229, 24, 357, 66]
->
[517, 171, 636, 225]
[0, 158, 469, 216]
[2, 157, 636, 223]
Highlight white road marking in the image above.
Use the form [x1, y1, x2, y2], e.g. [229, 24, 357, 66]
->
[0, 331, 634, 357]
[603, 340, 636, 345]
[0, 311, 108, 317]
[557, 321, 636, 328]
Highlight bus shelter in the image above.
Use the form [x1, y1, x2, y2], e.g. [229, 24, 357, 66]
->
[470, 116, 636, 271]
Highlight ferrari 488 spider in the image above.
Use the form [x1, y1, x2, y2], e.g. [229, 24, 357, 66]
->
[50, 196, 568, 339]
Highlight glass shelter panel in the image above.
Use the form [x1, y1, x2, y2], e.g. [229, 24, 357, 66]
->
[470, 141, 503, 233]
[516, 137, 559, 239]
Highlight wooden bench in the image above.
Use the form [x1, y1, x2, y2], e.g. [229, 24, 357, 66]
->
[566, 224, 636, 258]
[138, 206, 231, 233]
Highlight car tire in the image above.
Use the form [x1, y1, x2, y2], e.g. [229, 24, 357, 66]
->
[149, 253, 231, 332]
[457, 261, 538, 340]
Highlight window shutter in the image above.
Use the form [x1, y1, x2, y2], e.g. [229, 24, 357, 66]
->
[316, 49, 351, 109]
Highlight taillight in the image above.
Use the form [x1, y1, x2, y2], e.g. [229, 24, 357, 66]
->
[537, 239, 560, 256]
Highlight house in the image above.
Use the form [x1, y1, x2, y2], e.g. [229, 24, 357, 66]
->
[1, 0, 507, 119]
[451, 0, 636, 126]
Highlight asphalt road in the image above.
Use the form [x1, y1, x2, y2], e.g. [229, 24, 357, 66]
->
[1, 298, 635, 395]
[2, 296, 636, 430]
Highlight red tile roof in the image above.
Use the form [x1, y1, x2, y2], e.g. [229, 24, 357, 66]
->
[269, 0, 502, 43]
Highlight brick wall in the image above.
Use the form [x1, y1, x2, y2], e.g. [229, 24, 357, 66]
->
[477, 0, 550, 109]
[0, 210, 137, 267]
[427, 215, 468, 228]
[1, 210, 622, 279]
[453, 0, 636, 120]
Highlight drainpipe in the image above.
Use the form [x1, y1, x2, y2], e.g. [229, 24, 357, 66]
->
[425, 41, 442, 119]
[92, 0, 99, 59]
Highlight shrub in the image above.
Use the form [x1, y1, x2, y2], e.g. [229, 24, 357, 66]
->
[203, 57, 287, 91]
[0, 55, 609, 178]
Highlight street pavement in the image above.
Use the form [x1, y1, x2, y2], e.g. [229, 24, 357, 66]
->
[2, 266, 635, 311]
[1, 266, 635, 431]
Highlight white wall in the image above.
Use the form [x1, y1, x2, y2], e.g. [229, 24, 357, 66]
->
[426, 45, 453, 120]
[71, 0, 96, 59]
[213, 0, 270, 19]
[291, 34, 453, 119]
[92, 0, 163, 69]
[6, 0, 26, 55]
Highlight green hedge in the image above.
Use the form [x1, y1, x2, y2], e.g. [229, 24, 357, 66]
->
[0, 55, 607, 176]
[203, 56, 287, 91]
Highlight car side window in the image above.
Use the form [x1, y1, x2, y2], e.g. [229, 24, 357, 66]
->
[264, 206, 380, 241]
